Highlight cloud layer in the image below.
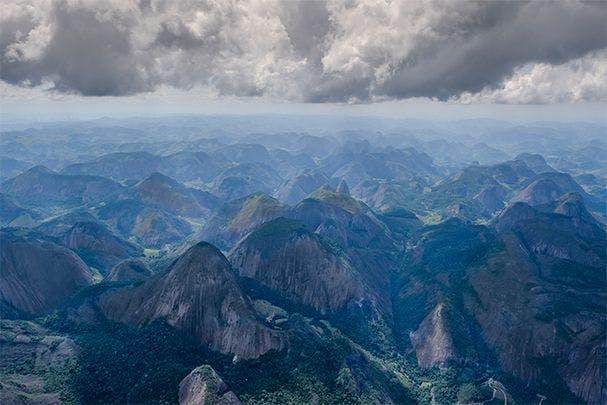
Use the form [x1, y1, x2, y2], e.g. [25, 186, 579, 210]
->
[1, 0, 606, 103]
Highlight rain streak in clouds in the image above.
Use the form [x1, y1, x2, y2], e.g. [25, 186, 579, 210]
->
[1, 0, 606, 103]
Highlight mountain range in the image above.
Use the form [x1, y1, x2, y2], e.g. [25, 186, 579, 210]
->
[0, 117, 605, 404]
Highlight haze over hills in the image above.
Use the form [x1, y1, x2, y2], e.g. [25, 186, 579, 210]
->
[0, 114, 605, 404]
[2, 0, 606, 401]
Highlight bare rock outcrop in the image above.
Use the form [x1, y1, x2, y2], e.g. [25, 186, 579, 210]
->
[101, 242, 285, 359]
[474, 199, 607, 404]
[199, 192, 287, 250]
[0, 320, 78, 404]
[105, 258, 151, 283]
[511, 172, 593, 208]
[61, 221, 142, 273]
[399, 202, 606, 404]
[0, 229, 94, 317]
[336, 179, 350, 196]
[229, 218, 364, 313]
[179, 365, 241, 405]
[410, 303, 476, 368]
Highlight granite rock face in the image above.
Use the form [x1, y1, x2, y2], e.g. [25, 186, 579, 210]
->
[61, 221, 142, 273]
[0, 229, 94, 317]
[179, 365, 241, 405]
[229, 218, 364, 313]
[398, 198, 606, 404]
[410, 303, 477, 369]
[0, 320, 78, 405]
[473, 200, 606, 404]
[101, 242, 285, 359]
[288, 187, 394, 251]
[105, 258, 152, 283]
[511, 172, 591, 207]
[199, 192, 287, 250]
[336, 179, 351, 196]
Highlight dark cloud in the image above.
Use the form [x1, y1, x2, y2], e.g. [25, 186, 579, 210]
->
[1, 1, 150, 96]
[1, 0, 605, 102]
[377, 1, 607, 101]
[48, 3, 150, 96]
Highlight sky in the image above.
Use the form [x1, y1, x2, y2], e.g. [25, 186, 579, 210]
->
[1, 0, 606, 123]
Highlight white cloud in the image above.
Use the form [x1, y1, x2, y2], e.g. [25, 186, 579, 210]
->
[456, 50, 607, 104]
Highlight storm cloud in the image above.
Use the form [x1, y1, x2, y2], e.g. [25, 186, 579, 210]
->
[1, 0, 606, 103]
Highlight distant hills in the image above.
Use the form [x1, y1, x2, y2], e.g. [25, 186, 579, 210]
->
[0, 118, 605, 404]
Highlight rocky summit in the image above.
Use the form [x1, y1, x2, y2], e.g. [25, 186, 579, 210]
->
[179, 365, 241, 405]
[101, 242, 285, 359]
[229, 218, 365, 313]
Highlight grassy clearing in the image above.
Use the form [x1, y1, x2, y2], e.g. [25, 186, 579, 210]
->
[144, 248, 161, 258]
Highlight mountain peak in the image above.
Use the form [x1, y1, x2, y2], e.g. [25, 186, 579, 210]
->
[179, 365, 241, 405]
[133, 172, 215, 218]
[538, 192, 603, 234]
[308, 185, 367, 214]
[514, 153, 555, 173]
[101, 240, 285, 359]
[494, 202, 538, 232]
[27, 165, 53, 175]
[336, 179, 350, 196]
[230, 218, 364, 312]
[243, 217, 308, 244]
[185, 241, 229, 263]
[62, 220, 141, 273]
[1, 229, 94, 316]
[511, 171, 586, 207]
[136, 172, 181, 189]
[105, 258, 151, 283]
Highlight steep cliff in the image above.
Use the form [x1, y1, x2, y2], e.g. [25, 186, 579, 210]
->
[101, 242, 285, 359]
[410, 302, 477, 369]
[473, 199, 606, 404]
[229, 218, 365, 313]
[61, 221, 142, 273]
[199, 192, 287, 250]
[0, 229, 94, 317]
[105, 258, 152, 283]
[397, 200, 606, 403]
[179, 365, 241, 405]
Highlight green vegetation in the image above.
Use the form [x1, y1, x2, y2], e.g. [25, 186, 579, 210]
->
[144, 248, 161, 258]
[183, 217, 205, 233]
[8, 213, 37, 227]
[52, 320, 223, 404]
[0, 320, 77, 404]
[43, 302, 421, 404]
[89, 267, 104, 284]
[308, 188, 366, 214]
[252, 299, 288, 323]
[39, 298, 524, 405]
[246, 217, 308, 244]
